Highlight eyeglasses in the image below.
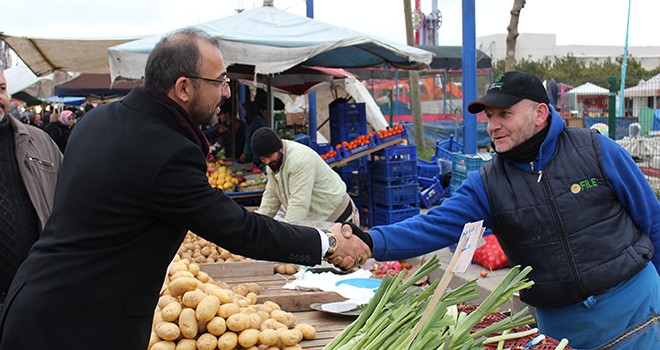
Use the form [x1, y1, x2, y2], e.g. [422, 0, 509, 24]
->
[185, 75, 231, 87]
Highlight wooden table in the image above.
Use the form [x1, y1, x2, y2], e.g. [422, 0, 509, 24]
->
[200, 261, 356, 349]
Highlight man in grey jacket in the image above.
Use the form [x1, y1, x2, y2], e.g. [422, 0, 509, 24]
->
[0, 69, 62, 310]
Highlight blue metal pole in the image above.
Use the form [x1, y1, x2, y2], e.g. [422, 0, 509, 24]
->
[306, 0, 318, 145]
[618, 0, 632, 118]
[462, 0, 477, 153]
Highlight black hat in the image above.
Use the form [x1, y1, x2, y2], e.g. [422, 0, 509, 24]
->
[251, 127, 283, 157]
[467, 71, 550, 114]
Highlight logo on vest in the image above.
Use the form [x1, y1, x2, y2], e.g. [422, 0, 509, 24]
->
[570, 178, 598, 194]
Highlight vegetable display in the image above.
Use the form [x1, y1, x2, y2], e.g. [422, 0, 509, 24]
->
[148, 255, 316, 350]
[323, 256, 536, 350]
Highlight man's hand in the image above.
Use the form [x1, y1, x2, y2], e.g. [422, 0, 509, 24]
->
[324, 223, 372, 270]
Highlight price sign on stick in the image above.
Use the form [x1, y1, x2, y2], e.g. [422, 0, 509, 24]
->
[408, 220, 486, 344]
[453, 220, 485, 273]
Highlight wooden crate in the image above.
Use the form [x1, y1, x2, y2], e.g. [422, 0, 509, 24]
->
[199, 261, 355, 348]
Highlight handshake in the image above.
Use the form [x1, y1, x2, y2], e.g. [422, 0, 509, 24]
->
[323, 222, 373, 270]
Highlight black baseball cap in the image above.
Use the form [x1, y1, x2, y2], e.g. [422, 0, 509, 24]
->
[467, 71, 550, 114]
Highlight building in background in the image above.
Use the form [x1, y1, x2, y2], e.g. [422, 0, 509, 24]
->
[478, 33, 660, 70]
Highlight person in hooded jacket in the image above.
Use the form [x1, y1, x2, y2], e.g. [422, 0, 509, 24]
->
[331, 71, 660, 349]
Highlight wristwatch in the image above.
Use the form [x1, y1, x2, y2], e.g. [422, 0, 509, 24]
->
[325, 232, 337, 258]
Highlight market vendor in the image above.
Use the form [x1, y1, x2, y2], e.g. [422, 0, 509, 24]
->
[251, 127, 358, 225]
[332, 71, 660, 349]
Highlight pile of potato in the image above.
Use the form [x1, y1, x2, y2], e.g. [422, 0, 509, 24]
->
[149, 256, 316, 350]
[178, 233, 300, 276]
[273, 263, 299, 275]
[177, 232, 250, 264]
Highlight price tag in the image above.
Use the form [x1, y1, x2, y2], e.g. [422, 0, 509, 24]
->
[452, 221, 485, 273]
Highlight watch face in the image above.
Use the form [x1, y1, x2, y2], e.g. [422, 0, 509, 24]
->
[328, 235, 338, 250]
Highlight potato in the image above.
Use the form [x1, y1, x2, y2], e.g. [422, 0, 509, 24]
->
[196, 333, 218, 350]
[226, 313, 250, 332]
[259, 329, 279, 346]
[238, 328, 260, 348]
[231, 285, 249, 297]
[187, 263, 200, 276]
[161, 302, 183, 322]
[285, 264, 298, 274]
[168, 277, 198, 296]
[260, 318, 286, 331]
[283, 345, 303, 350]
[295, 323, 316, 340]
[271, 310, 295, 328]
[208, 287, 235, 304]
[206, 316, 227, 336]
[263, 301, 281, 311]
[168, 262, 188, 275]
[170, 270, 195, 280]
[237, 298, 250, 307]
[196, 295, 220, 322]
[248, 313, 263, 329]
[150, 340, 175, 350]
[197, 319, 208, 334]
[178, 308, 198, 339]
[158, 295, 179, 310]
[196, 271, 210, 283]
[275, 264, 287, 274]
[174, 338, 196, 350]
[217, 303, 240, 318]
[244, 282, 262, 294]
[246, 292, 258, 305]
[257, 311, 270, 323]
[280, 329, 303, 346]
[217, 332, 238, 350]
[154, 322, 180, 341]
[181, 289, 206, 309]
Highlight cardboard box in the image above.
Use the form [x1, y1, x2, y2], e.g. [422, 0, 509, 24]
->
[286, 112, 308, 126]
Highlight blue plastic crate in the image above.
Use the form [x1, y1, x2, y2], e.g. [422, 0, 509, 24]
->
[373, 144, 416, 162]
[370, 160, 417, 180]
[419, 181, 444, 209]
[449, 176, 465, 196]
[417, 158, 440, 179]
[372, 205, 420, 226]
[451, 152, 491, 175]
[371, 182, 418, 207]
[434, 136, 464, 161]
[330, 102, 367, 146]
[375, 125, 409, 145]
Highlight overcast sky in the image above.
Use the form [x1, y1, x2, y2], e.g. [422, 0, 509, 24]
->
[2, 0, 658, 47]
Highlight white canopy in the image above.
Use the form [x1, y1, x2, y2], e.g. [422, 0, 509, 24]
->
[1, 34, 134, 76]
[108, 6, 432, 83]
[565, 82, 609, 96]
[624, 73, 660, 97]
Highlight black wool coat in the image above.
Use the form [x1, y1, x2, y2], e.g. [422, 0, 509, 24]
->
[0, 88, 321, 350]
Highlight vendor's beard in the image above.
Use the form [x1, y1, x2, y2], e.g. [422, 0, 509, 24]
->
[267, 151, 284, 173]
[0, 103, 5, 122]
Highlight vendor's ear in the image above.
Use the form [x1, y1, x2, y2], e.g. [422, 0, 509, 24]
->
[535, 103, 550, 127]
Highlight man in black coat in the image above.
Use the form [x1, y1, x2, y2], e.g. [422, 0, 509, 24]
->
[0, 27, 369, 350]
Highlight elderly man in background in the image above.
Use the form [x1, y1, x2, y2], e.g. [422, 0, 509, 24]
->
[0, 69, 62, 312]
